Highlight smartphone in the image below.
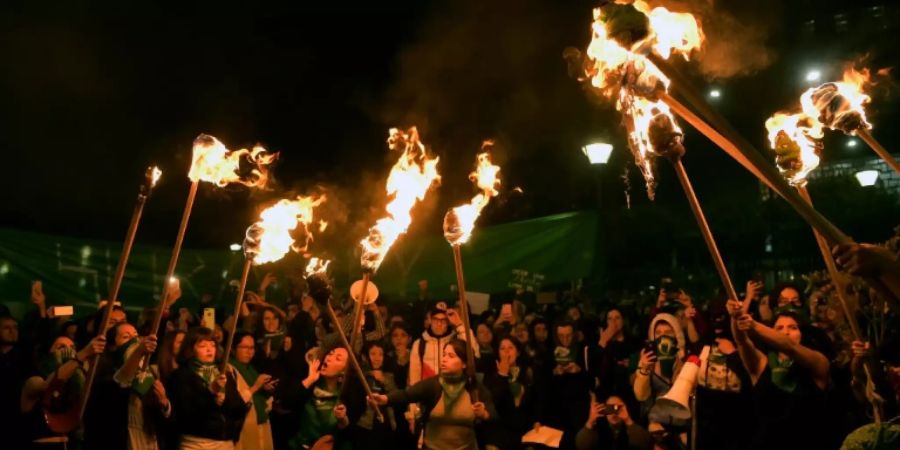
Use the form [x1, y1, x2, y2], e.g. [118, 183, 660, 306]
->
[48, 305, 74, 318]
[201, 308, 215, 330]
[643, 340, 656, 356]
[600, 404, 622, 415]
[500, 303, 513, 318]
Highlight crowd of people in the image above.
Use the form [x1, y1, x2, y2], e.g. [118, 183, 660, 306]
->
[0, 242, 899, 450]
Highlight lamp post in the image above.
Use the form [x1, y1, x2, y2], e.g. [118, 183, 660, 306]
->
[583, 142, 613, 209]
[855, 169, 879, 187]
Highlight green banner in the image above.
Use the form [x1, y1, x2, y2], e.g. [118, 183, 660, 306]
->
[373, 211, 600, 299]
[0, 211, 600, 318]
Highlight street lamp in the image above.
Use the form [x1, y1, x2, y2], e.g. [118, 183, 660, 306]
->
[805, 69, 822, 82]
[709, 89, 721, 99]
[582, 143, 613, 165]
[229, 243, 242, 251]
[855, 170, 879, 187]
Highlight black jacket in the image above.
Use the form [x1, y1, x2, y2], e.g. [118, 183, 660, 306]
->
[168, 366, 249, 442]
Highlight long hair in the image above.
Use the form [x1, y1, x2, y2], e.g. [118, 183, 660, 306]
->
[177, 327, 217, 365]
[158, 330, 185, 380]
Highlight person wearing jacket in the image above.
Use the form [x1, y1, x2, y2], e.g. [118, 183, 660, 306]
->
[168, 327, 249, 450]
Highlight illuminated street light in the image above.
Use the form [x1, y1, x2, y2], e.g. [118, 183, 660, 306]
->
[709, 89, 721, 99]
[229, 243, 242, 251]
[846, 138, 858, 148]
[582, 143, 613, 165]
[805, 69, 822, 82]
[855, 170, 879, 187]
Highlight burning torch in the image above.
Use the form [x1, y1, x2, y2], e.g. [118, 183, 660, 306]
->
[219, 195, 324, 373]
[799, 67, 899, 174]
[582, 1, 853, 248]
[765, 111, 884, 422]
[352, 127, 441, 349]
[144, 134, 277, 366]
[443, 146, 501, 397]
[76, 166, 162, 426]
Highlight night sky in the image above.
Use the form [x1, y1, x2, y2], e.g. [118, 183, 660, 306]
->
[1, 1, 897, 267]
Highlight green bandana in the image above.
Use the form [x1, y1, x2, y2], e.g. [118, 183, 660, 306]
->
[769, 352, 798, 393]
[655, 335, 678, 378]
[439, 373, 467, 408]
[39, 347, 76, 378]
[190, 358, 220, 386]
[230, 358, 270, 424]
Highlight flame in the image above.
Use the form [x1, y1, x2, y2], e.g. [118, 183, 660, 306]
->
[445, 143, 502, 246]
[188, 134, 278, 188]
[245, 195, 326, 265]
[584, 2, 702, 198]
[800, 67, 873, 134]
[765, 112, 824, 186]
[150, 166, 163, 187]
[360, 127, 441, 271]
[304, 257, 331, 277]
[635, 2, 704, 60]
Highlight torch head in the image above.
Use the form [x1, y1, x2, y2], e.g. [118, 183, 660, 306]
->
[443, 209, 464, 245]
[648, 113, 685, 160]
[243, 223, 263, 260]
[305, 272, 333, 306]
[807, 83, 866, 134]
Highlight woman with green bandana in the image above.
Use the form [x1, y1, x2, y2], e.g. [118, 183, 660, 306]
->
[728, 300, 830, 450]
[230, 331, 277, 450]
[282, 345, 357, 450]
[21, 335, 105, 450]
[109, 322, 168, 450]
[169, 327, 249, 450]
[371, 338, 497, 450]
[633, 313, 686, 420]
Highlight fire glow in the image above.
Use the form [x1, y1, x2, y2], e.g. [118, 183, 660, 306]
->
[360, 127, 441, 271]
[188, 134, 278, 188]
[800, 67, 874, 135]
[304, 257, 331, 277]
[583, 1, 703, 197]
[248, 195, 326, 265]
[765, 112, 824, 186]
[445, 143, 501, 246]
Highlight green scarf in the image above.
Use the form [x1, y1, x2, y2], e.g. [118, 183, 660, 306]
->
[768, 352, 798, 393]
[508, 366, 525, 407]
[190, 358, 220, 386]
[230, 358, 270, 424]
[439, 373, 467, 408]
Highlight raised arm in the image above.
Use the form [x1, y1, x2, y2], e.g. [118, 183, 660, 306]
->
[744, 317, 829, 389]
[727, 299, 766, 385]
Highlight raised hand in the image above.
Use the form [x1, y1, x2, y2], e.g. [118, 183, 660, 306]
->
[472, 401, 490, 420]
[638, 348, 657, 373]
[303, 359, 322, 388]
[139, 335, 158, 354]
[734, 314, 755, 332]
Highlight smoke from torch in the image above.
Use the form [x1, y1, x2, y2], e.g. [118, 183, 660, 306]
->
[189, 134, 279, 188]
[360, 127, 441, 272]
[444, 143, 501, 246]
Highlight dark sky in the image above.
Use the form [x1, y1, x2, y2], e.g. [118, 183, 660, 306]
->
[1, 0, 896, 258]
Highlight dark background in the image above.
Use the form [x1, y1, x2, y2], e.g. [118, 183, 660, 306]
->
[1, 0, 897, 294]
